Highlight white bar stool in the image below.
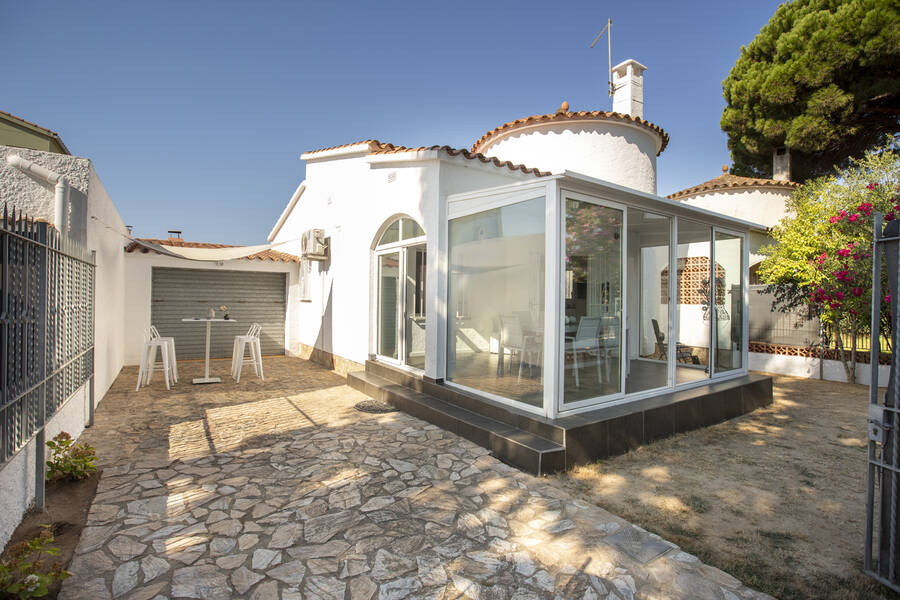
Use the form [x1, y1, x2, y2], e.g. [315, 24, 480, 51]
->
[232, 323, 264, 383]
[150, 325, 178, 383]
[136, 328, 173, 390]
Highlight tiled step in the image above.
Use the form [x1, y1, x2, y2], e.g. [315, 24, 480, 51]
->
[347, 370, 565, 476]
[363, 360, 566, 445]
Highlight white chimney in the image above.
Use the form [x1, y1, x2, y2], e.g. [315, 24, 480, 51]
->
[611, 59, 647, 119]
[772, 146, 791, 181]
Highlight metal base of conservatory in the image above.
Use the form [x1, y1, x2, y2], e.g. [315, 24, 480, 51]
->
[348, 360, 773, 475]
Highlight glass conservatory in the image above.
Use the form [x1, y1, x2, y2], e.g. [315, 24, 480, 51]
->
[442, 174, 751, 418]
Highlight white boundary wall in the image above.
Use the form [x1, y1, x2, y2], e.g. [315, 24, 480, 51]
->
[0, 147, 127, 549]
[750, 351, 890, 386]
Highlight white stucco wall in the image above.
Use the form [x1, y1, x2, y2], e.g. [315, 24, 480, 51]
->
[750, 352, 890, 386]
[679, 188, 792, 231]
[0, 384, 89, 549]
[478, 121, 660, 194]
[123, 253, 299, 366]
[0, 149, 128, 549]
[0, 146, 92, 241]
[86, 169, 128, 399]
[271, 150, 533, 378]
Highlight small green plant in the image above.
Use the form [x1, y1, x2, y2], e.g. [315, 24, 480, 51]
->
[0, 526, 69, 599]
[45, 432, 97, 481]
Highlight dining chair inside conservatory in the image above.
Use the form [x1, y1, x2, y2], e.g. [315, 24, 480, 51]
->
[500, 314, 541, 382]
[232, 323, 264, 383]
[136, 327, 173, 391]
[565, 316, 602, 388]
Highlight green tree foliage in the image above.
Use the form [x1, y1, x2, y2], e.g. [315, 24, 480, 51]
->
[721, 0, 900, 182]
[758, 146, 899, 382]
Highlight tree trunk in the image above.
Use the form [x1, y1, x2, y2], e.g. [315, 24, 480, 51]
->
[850, 325, 858, 384]
[835, 325, 855, 383]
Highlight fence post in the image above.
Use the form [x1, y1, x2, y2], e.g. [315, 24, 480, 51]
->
[87, 250, 96, 427]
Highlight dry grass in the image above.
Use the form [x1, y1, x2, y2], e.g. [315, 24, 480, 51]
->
[553, 373, 900, 600]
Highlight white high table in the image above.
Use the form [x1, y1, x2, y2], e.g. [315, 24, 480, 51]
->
[181, 317, 236, 384]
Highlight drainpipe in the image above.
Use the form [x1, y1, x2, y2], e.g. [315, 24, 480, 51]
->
[6, 154, 68, 234]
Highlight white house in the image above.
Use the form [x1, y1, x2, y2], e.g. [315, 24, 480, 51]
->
[268, 60, 772, 472]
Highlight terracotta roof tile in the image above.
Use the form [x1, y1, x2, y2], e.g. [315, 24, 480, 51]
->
[0, 109, 71, 154]
[302, 139, 549, 177]
[667, 171, 800, 201]
[370, 143, 550, 176]
[471, 110, 670, 156]
[125, 238, 300, 263]
[302, 140, 385, 155]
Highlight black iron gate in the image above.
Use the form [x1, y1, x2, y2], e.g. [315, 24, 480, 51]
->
[0, 205, 95, 507]
[866, 214, 900, 592]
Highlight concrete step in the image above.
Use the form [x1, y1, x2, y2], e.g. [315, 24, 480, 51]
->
[348, 370, 565, 476]
[363, 360, 567, 445]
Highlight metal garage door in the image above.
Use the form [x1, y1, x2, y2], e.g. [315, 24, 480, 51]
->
[151, 267, 286, 359]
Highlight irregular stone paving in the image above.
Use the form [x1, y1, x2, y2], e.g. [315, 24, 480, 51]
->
[59, 357, 772, 599]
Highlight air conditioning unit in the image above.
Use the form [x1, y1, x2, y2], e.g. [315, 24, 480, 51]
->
[301, 229, 328, 260]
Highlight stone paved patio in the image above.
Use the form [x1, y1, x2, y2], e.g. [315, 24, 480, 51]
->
[59, 357, 771, 600]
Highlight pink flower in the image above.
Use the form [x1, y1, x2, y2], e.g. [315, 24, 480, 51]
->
[867, 183, 879, 190]
[835, 291, 844, 300]
[838, 248, 851, 257]
[852, 287, 863, 297]
[829, 302, 842, 309]
[829, 215, 840, 223]
[886, 294, 892, 304]
[848, 214, 859, 223]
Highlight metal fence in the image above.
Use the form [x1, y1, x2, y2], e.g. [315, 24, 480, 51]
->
[0, 205, 94, 506]
[865, 214, 900, 591]
[748, 284, 820, 346]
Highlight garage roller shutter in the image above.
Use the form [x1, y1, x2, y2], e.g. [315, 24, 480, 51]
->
[151, 267, 286, 359]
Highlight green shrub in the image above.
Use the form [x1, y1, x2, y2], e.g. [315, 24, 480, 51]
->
[45, 432, 97, 481]
[0, 526, 69, 599]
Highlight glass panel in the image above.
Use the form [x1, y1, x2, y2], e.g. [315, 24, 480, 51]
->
[378, 220, 400, 246]
[675, 219, 712, 383]
[714, 232, 743, 373]
[563, 198, 623, 404]
[626, 209, 671, 394]
[402, 219, 425, 240]
[447, 197, 545, 407]
[405, 245, 427, 370]
[377, 252, 400, 359]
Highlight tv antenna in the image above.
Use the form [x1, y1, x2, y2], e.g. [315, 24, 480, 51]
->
[589, 18, 614, 97]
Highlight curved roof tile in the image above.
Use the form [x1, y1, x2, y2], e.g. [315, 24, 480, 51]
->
[370, 143, 550, 177]
[667, 172, 799, 201]
[471, 110, 670, 156]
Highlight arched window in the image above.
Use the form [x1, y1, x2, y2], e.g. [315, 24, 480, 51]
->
[375, 217, 425, 248]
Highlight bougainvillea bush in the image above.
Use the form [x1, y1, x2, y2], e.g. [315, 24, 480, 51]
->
[758, 146, 900, 383]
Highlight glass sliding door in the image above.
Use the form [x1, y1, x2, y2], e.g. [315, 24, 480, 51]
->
[675, 219, 712, 383]
[626, 208, 672, 394]
[377, 252, 400, 360]
[405, 244, 427, 370]
[562, 195, 624, 406]
[446, 197, 545, 408]
[714, 231, 743, 373]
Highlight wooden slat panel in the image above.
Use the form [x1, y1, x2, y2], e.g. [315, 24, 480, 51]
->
[151, 267, 286, 359]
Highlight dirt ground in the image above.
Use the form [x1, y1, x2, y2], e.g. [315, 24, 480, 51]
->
[554, 373, 900, 600]
[2, 471, 100, 599]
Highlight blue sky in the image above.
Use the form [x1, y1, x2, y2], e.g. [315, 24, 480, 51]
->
[3, 1, 785, 245]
